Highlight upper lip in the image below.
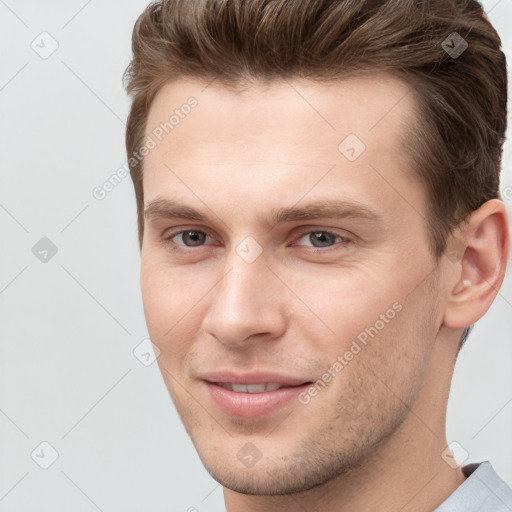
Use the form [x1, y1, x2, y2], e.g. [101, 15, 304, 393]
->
[200, 371, 311, 386]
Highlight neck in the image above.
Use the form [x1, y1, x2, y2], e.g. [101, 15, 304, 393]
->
[224, 331, 466, 512]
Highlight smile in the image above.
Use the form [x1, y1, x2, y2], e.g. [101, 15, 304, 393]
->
[215, 382, 286, 393]
[203, 380, 311, 417]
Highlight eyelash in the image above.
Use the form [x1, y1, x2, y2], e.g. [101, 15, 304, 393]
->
[162, 228, 352, 251]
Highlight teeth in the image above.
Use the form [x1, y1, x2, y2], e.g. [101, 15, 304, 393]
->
[233, 384, 264, 393]
[222, 383, 283, 393]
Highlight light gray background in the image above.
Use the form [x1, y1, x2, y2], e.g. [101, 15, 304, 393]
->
[1, 1, 511, 511]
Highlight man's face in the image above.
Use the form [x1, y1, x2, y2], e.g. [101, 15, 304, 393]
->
[140, 74, 445, 494]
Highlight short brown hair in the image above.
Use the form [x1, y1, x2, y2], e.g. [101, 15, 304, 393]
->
[123, 0, 507, 257]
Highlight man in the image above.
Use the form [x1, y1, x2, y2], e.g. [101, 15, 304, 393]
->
[123, 0, 511, 510]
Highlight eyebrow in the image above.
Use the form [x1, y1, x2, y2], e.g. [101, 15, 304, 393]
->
[143, 197, 383, 228]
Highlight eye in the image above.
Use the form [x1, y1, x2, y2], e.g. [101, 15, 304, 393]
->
[163, 228, 350, 251]
[168, 230, 211, 247]
[294, 230, 349, 248]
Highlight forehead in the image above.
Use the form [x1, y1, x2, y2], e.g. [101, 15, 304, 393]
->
[146, 72, 416, 149]
[142, 73, 421, 216]
[144, 73, 416, 173]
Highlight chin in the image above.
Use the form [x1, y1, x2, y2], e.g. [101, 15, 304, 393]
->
[204, 464, 325, 496]
[195, 440, 364, 497]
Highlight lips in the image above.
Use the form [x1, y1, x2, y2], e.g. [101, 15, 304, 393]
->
[216, 382, 287, 393]
[200, 371, 311, 417]
[201, 371, 310, 387]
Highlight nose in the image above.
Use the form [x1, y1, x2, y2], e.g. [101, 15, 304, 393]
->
[202, 246, 288, 348]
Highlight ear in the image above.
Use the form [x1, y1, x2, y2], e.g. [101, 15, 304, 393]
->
[443, 198, 510, 329]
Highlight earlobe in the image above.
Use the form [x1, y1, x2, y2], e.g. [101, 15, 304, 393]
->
[443, 199, 510, 329]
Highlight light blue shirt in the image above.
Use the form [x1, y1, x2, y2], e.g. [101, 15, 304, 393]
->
[435, 462, 512, 511]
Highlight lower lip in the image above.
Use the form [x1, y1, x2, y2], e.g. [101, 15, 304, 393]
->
[204, 382, 310, 417]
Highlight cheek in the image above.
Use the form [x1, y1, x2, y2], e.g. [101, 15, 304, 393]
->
[294, 262, 435, 371]
[141, 264, 169, 334]
[140, 260, 212, 362]
[141, 261, 187, 341]
[285, 267, 397, 348]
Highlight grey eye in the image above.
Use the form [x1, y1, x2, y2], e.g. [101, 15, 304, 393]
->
[176, 230, 208, 246]
[298, 231, 341, 248]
